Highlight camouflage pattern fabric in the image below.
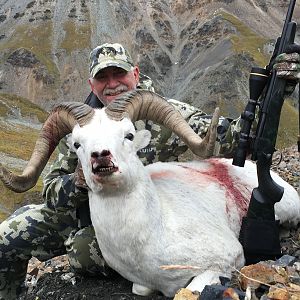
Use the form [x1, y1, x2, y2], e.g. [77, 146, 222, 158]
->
[65, 226, 114, 277]
[89, 43, 134, 77]
[0, 204, 77, 299]
[273, 52, 300, 95]
[137, 73, 155, 92]
[274, 52, 300, 78]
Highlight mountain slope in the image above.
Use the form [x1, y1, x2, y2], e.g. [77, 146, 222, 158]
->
[1, 0, 299, 115]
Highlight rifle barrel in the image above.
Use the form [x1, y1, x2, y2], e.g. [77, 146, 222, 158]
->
[278, 0, 296, 54]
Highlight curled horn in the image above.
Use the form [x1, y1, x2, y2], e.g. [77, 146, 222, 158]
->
[105, 90, 219, 158]
[0, 102, 94, 192]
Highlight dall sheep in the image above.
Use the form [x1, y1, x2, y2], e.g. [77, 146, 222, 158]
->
[1, 90, 300, 297]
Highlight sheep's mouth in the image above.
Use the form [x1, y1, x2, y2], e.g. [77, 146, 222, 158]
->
[92, 162, 118, 176]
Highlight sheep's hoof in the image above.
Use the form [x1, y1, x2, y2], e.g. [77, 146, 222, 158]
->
[132, 283, 153, 296]
[174, 288, 200, 300]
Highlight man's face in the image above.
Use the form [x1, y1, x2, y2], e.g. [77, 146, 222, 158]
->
[89, 66, 139, 106]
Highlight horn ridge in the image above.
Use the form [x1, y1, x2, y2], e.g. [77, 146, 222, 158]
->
[52, 102, 95, 127]
[105, 90, 168, 121]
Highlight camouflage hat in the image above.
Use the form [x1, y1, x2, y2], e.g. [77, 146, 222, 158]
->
[89, 43, 134, 77]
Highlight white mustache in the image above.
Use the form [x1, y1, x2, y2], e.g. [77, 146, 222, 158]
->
[103, 85, 128, 96]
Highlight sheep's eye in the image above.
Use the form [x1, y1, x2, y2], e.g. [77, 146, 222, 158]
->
[125, 133, 134, 141]
[74, 142, 81, 149]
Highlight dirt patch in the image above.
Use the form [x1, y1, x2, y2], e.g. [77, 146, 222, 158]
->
[19, 268, 171, 300]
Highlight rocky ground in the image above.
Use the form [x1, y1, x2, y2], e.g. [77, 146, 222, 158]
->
[18, 145, 299, 300]
[271, 145, 300, 194]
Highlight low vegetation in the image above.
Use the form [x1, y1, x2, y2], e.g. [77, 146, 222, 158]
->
[0, 93, 48, 159]
[0, 177, 44, 222]
[277, 100, 299, 149]
[0, 93, 48, 122]
[0, 123, 41, 159]
[0, 94, 54, 221]
[220, 11, 270, 67]
[0, 22, 59, 79]
[60, 20, 91, 54]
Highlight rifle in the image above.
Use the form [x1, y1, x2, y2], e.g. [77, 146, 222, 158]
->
[232, 0, 297, 264]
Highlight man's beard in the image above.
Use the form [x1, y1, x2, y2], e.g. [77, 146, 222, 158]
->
[103, 84, 128, 97]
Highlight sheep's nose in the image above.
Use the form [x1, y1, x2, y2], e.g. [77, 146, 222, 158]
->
[91, 150, 111, 158]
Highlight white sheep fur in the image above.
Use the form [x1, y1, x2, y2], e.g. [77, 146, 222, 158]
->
[70, 108, 300, 297]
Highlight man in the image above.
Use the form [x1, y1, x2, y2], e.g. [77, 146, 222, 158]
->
[0, 42, 299, 299]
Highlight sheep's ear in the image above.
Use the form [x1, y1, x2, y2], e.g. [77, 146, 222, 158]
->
[134, 130, 151, 151]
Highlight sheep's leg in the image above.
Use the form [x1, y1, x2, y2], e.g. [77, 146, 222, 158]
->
[132, 283, 154, 296]
[186, 270, 222, 293]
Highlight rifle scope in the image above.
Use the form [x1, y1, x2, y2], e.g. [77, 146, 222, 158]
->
[232, 67, 269, 167]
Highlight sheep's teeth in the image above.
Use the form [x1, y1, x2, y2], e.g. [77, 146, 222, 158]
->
[99, 167, 113, 172]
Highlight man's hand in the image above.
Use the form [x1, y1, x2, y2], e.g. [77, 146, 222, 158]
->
[74, 161, 89, 191]
[273, 44, 300, 95]
[199, 107, 220, 158]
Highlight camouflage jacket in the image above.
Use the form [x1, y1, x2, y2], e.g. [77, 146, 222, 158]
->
[43, 77, 240, 212]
